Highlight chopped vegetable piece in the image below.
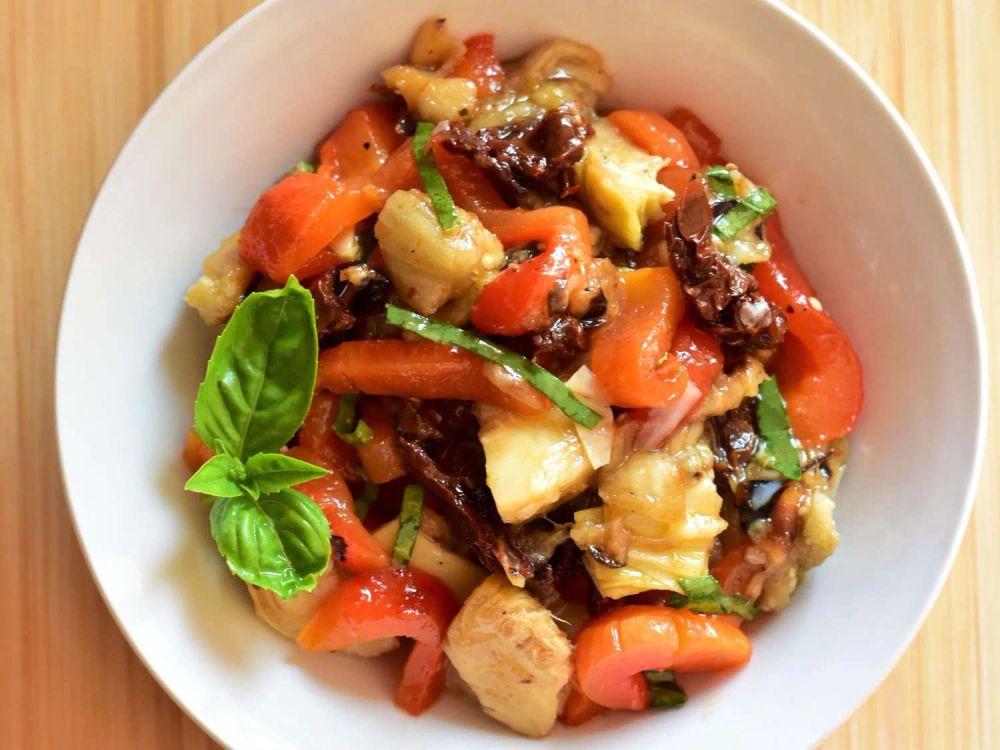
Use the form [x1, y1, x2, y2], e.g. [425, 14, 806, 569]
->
[590, 267, 689, 408]
[297, 567, 458, 715]
[384, 304, 601, 428]
[334, 393, 359, 433]
[393, 485, 425, 564]
[754, 216, 863, 445]
[317, 101, 403, 182]
[668, 575, 758, 620]
[340, 420, 374, 446]
[413, 121, 458, 230]
[289, 446, 389, 574]
[470, 206, 592, 336]
[357, 401, 407, 484]
[713, 187, 777, 241]
[333, 393, 375, 446]
[355, 481, 378, 521]
[292, 160, 316, 173]
[318, 338, 548, 413]
[703, 164, 736, 200]
[643, 670, 687, 709]
[574, 605, 751, 710]
[756, 377, 803, 479]
[451, 33, 506, 96]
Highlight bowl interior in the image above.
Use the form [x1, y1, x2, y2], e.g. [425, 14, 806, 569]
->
[56, 0, 983, 747]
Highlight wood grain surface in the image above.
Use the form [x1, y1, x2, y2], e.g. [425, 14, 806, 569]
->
[1, 1, 996, 747]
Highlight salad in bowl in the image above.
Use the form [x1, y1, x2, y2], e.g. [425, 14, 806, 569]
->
[180, 18, 862, 738]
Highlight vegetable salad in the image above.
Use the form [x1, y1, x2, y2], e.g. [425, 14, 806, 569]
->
[182, 19, 863, 737]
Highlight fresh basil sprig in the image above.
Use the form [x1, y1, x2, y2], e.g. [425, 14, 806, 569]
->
[187, 277, 332, 599]
[755, 377, 803, 480]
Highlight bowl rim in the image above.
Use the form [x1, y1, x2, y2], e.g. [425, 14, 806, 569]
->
[54, 0, 988, 746]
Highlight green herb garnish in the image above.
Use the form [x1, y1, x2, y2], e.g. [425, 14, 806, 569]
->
[187, 277, 331, 599]
[392, 484, 425, 565]
[333, 393, 375, 446]
[713, 187, 777, 241]
[354, 481, 379, 522]
[644, 670, 687, 708]
[756, 377, 802, 479]
[291, 160, 317, 174]
[669, 575, 758, 620]
[704, 165, 737, 201]
[384, 304, 601, 428]
[413, 121, 458, 231]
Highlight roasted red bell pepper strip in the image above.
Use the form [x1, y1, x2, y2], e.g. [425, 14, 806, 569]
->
[608, 109, 701, 197]
[297, 567, 459, 716]
[574, 605, 751, 711]
[754, 215, 863, 445]
[590, 267, 689, 408]
[182, 429, 214, 473]
[370, 138, 423, 197]
[432, 147, 594, 336]
[357, 400, 407, 484]
[297, 391, 359, 479]
[471, 206, 593, 336]
[288, 445, 388, 574]
[670, 317, 724, 394]
[317, 339, 548, 413]
[668, 107, 723, 166]
[317, 101, 403, 182]
[239, 172, 379, 282]
[711, 542, 766, 598]
[432, 145, 509, 214]
[451, 33, 506, 96]
[560, 681, 606, 726]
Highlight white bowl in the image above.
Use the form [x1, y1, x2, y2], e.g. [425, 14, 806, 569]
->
[56, 0, 986, 747]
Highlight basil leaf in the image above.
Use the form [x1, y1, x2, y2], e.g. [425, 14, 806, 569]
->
[677, 574, 722, 599]
[184, 453, 246, 497]
[704, 165, 737, 201]
[210, 488, 331, 599]
[244, 452, 328, 494]
[713, 187, 777, 241]
[240, 478, 261, 500]
[644, 670, 687, 709]
[339, 419, 374, 446]
[392, 484, 424, 565]
[670, 575, 758, 620]
[385, 304, 601, 428]
[756, 377, 802, 479]
[413, 122, 458, 231]
[354, 481, 379, 521]
[291, 160, 316, 174]
[194, 277, 318, 460]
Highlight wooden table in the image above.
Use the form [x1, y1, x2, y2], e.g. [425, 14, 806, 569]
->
[2, 1, 997, 747]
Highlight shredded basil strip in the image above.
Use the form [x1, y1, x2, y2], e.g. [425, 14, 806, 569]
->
[354, 481, 379, 522]
[669, 575, 758, 621]
[756, 377, 802, 479]
[333, 393, 374, 446]
[713, 187, 778, 241]
[644, 670, 687, 709]
[413, 122, 458, 231]
[384, 304, 602, 428]
[292, 160, 317, 174]
[704, 165, 737, 201]
[392, 484, 425, 564]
